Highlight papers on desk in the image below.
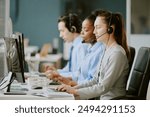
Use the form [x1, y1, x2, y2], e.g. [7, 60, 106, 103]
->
[32, 88, 72, 99]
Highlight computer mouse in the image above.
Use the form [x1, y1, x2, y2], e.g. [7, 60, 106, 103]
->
[34, 86, 43, 89]
[49, 81, 61, 85]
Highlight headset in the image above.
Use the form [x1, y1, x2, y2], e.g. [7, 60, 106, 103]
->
[69, 14, 76, 33]
[96, 12, 113, 39]
[107, 12, 113, 34]
[97, 12, 114, 77]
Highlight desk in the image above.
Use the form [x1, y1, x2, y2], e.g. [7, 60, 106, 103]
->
[0, 75, 74, 100]
[25, 53, 62, 72]
[0, 85, 74, 100]
[26, 53, 62, 63]
[24, 46, 39, 56]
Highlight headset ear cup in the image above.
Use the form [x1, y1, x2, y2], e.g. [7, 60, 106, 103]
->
[70, 26, 76, 33]
[107, 26, 113, 34]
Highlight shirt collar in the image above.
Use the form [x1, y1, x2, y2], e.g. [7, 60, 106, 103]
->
[87, 42, 103, 53]
[72, 35, 83, 47]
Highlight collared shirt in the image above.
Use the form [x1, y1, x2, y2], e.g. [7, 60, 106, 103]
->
[57, 36, 88, 77]
[72, 42, 104, 83]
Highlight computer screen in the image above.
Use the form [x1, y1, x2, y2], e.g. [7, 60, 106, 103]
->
[4, 36, 25, 83]
[0, 37, 13, 91]
[0, 38, 9, 81]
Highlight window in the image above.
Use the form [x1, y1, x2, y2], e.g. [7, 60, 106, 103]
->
[0, 0, 5, 36]
[131, 0, 150, 34]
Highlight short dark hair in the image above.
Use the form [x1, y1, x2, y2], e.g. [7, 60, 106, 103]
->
[58, 13, 82, 33]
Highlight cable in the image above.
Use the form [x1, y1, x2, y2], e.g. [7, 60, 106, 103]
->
[0, 76, 5, 84]
[0, 73, 15, 90]
[97, 13, 113, 77]
[97, 33, 111, 78]
[0, 74, 9, 87]
[0, 79, 7, 87]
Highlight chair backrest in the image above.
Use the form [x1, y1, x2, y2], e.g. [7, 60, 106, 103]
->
[128, 46, 135, 72]
[125, 46, 135, 84]
[127, 47, 150, 99]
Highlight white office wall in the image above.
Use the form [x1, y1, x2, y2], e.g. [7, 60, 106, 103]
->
[130, 35, 150, 51]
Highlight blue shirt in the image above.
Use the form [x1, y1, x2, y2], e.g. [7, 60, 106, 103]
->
[58, 36, 88, 77]
[72, 42, 104, 84]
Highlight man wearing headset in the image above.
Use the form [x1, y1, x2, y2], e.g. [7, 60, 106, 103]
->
[46, 13, 88, 79]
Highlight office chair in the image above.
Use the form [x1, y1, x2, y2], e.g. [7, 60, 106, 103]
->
[112, 47, 150, 100]
[128, 46, 135, 72]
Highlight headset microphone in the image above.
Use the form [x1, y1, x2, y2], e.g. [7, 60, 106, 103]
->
[96, 31, 107, 39]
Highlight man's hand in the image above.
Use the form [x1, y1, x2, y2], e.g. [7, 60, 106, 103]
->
[44, 65, 56, 72]
[45, 70, 60, 81]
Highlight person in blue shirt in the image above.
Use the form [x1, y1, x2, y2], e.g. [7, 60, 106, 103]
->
[45, 13, 87, 78]
[48, 13, 104, 86]
[57, 9, 130, 100]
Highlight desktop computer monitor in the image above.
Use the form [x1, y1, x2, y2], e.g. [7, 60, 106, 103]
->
[0, 38, 8, 81]
[0, 37, 13, 91]
[4, 36, 25, 83]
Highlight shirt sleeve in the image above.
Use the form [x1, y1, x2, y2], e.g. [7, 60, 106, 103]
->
[57, 62, 72, 77]
[77, 54, 101, 84]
